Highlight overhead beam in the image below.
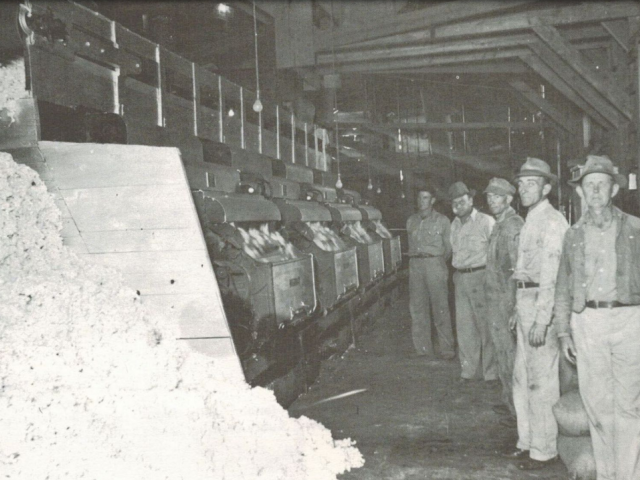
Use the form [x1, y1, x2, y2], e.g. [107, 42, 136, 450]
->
[532, 24, 632, 120]
[373, 62, 529, 75]
[520, 53, 615, 130]
[318, 47, 530, 74]
[508, 79, 580, 136]
[332, 16, 610, 52]
[316, 33, 536, 66]
[314, 0, 536, 50]
[602, 19, 630, 52]
[339, 121, 546, 131]
[317, 2, 640, 51]
[317, 38, 607, 75]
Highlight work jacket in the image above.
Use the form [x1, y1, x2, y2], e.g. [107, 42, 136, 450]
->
[555, 206, 640, 337]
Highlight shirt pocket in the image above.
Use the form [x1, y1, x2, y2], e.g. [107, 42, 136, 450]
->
[462, 233, 486, 253]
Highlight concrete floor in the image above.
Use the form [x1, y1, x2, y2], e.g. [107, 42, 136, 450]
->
[288, 287, 568, 480]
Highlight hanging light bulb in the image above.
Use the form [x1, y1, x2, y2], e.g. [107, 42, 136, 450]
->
[367, 178, 373, 190]
[336, 174, 343, 189]
[253, 97, 263, 113]
[376, 185, 382, 194]
[401, 191, 406, 199]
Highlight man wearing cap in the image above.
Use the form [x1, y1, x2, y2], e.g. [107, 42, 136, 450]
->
[449, 181, 497, 381]
[406, 187, 456, 360]
[484, 177, 524, 425]
[555, 155, 640, 480]
[504, 158, 568, 470]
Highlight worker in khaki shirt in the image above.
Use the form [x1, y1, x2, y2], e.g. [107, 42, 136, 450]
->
[449, 181, 497, 381]
[484, 178, 524, 424]
[406, 187, 455, 359]
[502, 158, 568, 471]
[555, 155, 640, 480]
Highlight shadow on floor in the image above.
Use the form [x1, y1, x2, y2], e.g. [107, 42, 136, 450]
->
[288, 290, 568, 480]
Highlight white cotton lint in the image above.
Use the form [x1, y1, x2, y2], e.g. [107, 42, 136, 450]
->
[0, 152, 364, 479]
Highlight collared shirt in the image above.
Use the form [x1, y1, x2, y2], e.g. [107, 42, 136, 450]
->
[514, 199, 568, 326]
[555, 207, 640, 337]
[584, 218, 617, 302]
[451, 208, 495, 269]
[486, 206, 524, 296]
[406, 209, 451, 259]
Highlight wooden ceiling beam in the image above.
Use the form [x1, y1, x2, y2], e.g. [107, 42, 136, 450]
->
[333, 16, 610, 52]
[340, 121, 546, 131]
[318, 47, 530, 74]
[519, 52, 615, 130]
[428, 2, 640, 43]
[532, 24, 632, 120]
[601, 18, 630, 52]
[316, 2, 639, 52]
[314, 0, 536, 50]
[508, 79, 580, 136]
[316, 33, 536, 66]
[372, 62, 529, 75]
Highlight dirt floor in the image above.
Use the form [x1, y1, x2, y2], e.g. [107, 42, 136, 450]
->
[288, 286, 569, 480]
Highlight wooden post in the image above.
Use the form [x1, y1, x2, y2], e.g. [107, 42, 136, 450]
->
[218, 76, 224, 143]
[276, 105, 281, 159]
[240, 87, 245, 149]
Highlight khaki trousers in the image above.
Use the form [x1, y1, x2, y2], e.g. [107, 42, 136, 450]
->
[409, 257, 454, 357]
[513, 288, 559, 461]
[486, 290, 517, 415]
[453, 269, 497, 380]
[572, 307, 640, 480]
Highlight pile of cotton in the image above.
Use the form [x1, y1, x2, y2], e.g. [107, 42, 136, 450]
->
[0, 152, 363, 479]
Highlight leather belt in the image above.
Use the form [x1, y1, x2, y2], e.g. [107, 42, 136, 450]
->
[516, 281, 539, 289]
[456, 265, 486, 274]
[585, 300, 638, 309]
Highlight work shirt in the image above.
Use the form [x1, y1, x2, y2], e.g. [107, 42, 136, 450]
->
[584, 219, 617, 302]
[513, 199, 568, 326]
[451, 208, 494, 270]
[485, 206, 524, 296]
[406, 210, 452, 259]
[555, 207, 640, 337]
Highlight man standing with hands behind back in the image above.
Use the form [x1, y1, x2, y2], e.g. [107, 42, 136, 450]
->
[555, 155, 640, 480]
[504, 158, 568, 471]
[406, 187, 455, 360]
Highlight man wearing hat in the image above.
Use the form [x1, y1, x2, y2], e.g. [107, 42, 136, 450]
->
[555, 155, 640, 480]
[406, 186, 456, 360]
[503, 158, 568, 470]
[484, 177, 524, 426]
[449, 181, 497, 382]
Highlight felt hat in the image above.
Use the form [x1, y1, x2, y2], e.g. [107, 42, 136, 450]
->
[484, 177, 516, 196]
[513, 157, 557, 185]
[568, 155, 627, 188]
[448, 181, 475, 201]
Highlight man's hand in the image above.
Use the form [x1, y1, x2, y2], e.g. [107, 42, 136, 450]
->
[559, 336, 577, 364]
[528, 323, 548, 347]
[509, 313, 518, 333]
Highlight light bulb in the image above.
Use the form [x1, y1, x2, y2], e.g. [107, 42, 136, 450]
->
[336, 174, 343, 189]
[401, 191, 406, 199]
[376, 186, 381, 194]
[253, 98, 263, 113]
[367, 178, 373, 190]
[228, 108, 235, 117]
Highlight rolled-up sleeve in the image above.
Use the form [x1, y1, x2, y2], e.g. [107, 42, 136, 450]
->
[554, 233, 573, 337]
[535, 217, 568, 326]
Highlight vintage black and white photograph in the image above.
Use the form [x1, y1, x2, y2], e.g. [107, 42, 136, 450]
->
[2, 1, 640, 479]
